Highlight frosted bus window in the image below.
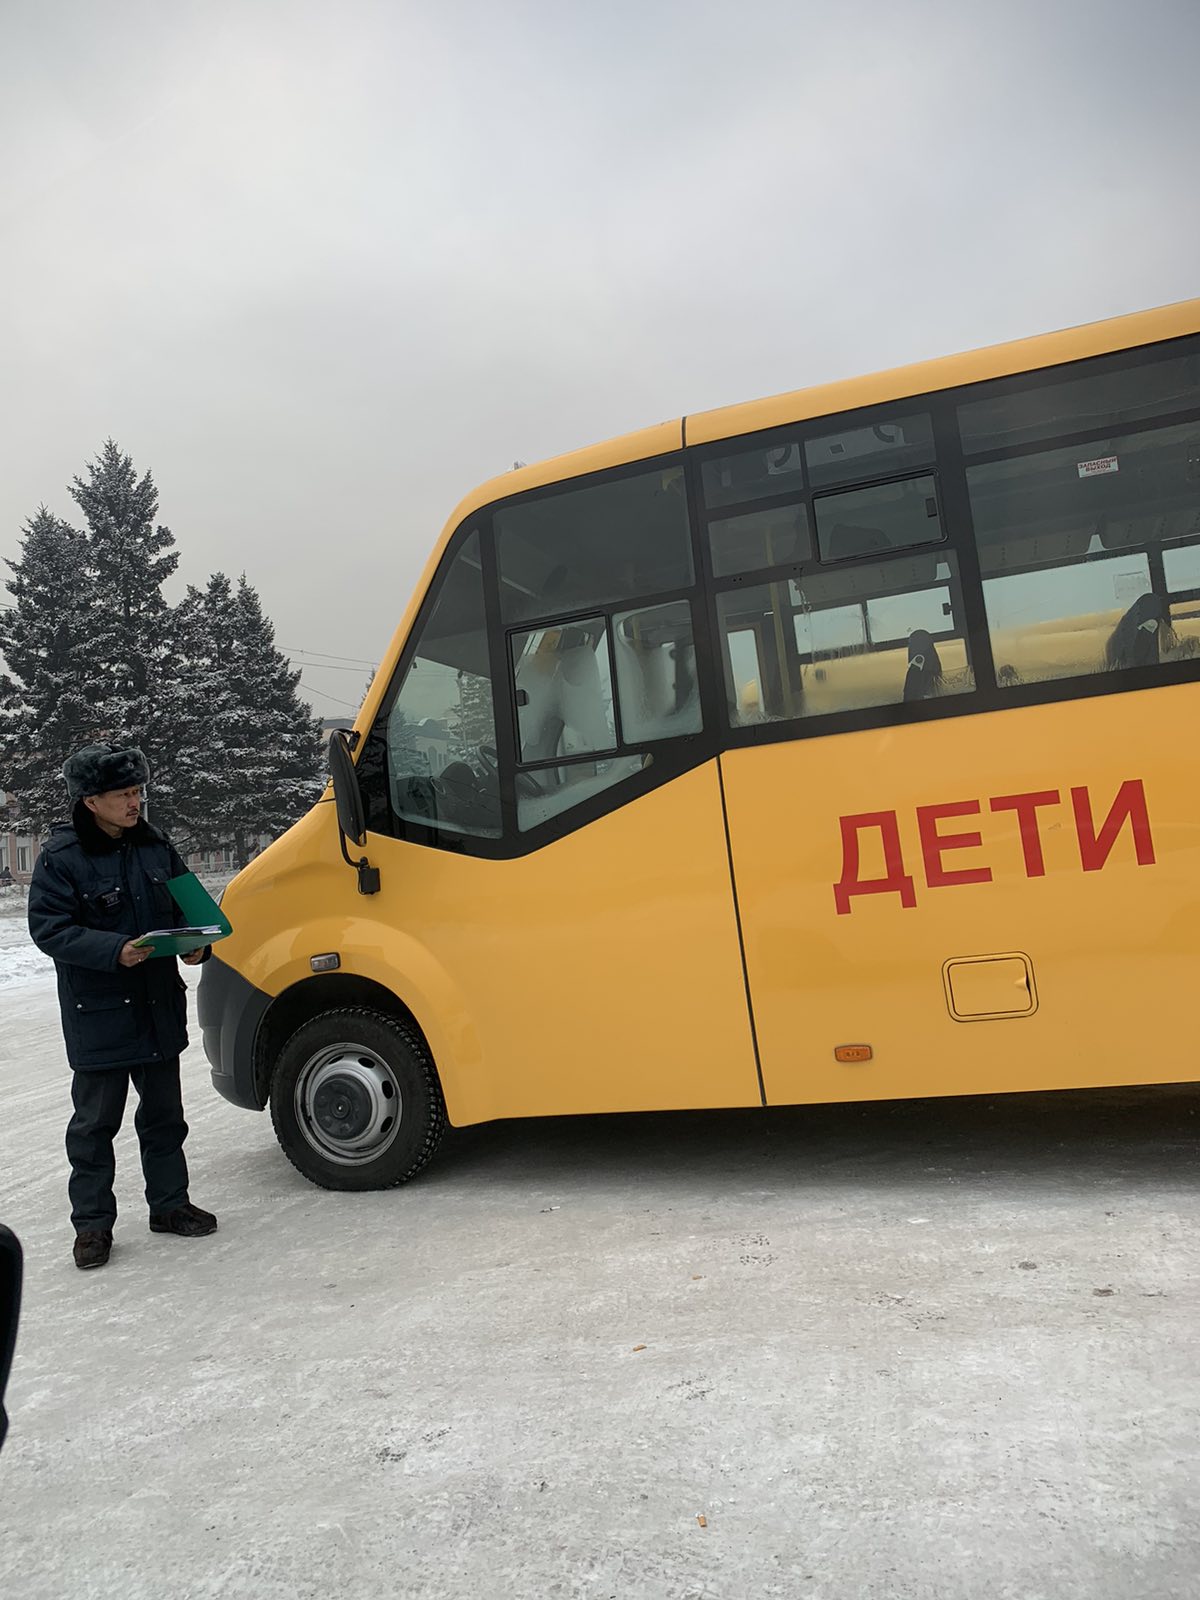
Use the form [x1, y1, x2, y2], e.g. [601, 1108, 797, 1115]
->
[511, 618, 616, 762]
[515, 755, 647, 832]
[613, 602, 702, 743]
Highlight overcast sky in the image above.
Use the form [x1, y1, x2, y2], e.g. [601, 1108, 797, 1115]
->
[2, 0, 1198, 719]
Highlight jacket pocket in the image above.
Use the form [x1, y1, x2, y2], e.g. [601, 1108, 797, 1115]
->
[80, 880, 126, 930]
[65, 989, 145, 1062]
[73, 992, 137, 1015]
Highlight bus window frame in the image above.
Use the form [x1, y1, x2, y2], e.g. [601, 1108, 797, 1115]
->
[693, 398, 990, 741]
[956, 341, 1200, 700]
[361, 451, 724, 860]
[360, 330, 1200, 852]
[488, 453, 724, 846]
[954, 330, 1200, 457]
[690, 336, 1200, 751]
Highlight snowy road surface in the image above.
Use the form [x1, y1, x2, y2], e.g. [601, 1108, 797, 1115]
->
[1, 902, 1198, 1600]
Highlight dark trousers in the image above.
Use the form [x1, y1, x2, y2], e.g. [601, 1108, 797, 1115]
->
[66, 1060, 190, 1233]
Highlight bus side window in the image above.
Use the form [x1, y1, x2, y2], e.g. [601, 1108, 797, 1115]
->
[613, 601, 702, 743]
[509, 599, 705, 832]
[495, 460, 704, 834]
[512, 618, 618, 763]
[967, 418, 1200, 688]
[494, 466, 693, 625]
[509, 617, 640, 832]
[716, 554, 975, 726]
[375, 530, 502, 841]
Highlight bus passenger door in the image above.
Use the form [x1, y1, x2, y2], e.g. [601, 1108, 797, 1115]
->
[710, 532, 998, 1105]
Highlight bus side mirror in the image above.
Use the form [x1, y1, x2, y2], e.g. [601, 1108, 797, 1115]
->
[0, 1224, 22, 1456]
[328, 732, 381, 896]
[329, 730, 367, 846]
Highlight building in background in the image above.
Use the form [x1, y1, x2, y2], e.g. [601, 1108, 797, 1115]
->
[0, 792, 38, 885]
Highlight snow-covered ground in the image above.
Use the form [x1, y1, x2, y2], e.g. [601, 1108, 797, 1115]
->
[1, 904, 1199, 1600]
[0, 905, 45, 991]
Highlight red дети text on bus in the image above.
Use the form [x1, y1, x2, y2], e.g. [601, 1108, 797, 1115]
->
[1070, 781, 1156, 872]
[987, 789, 1060, 877]
[832, 810, 918, 914]
[833, 780, 1155, 914]
[916, 800, 993, 889]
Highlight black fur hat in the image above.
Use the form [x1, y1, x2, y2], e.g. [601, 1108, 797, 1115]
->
[63, 743, 151, 801]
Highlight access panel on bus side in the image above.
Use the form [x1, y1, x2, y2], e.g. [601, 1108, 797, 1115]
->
[720, 685, 1198, 1106]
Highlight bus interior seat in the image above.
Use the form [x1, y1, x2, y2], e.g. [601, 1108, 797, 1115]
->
[514, 626, 610, 773]
[1104, 592, 1170, 670]
[903, 629, 943, 701]
[738, 679, 763, 720]
[614, 614, 699, 737]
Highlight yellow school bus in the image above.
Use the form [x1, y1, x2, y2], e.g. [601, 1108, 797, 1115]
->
[199, 298, 1200, 1189]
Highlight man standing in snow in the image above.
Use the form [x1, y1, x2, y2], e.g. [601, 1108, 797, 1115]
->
[27, 743, 218, 1270]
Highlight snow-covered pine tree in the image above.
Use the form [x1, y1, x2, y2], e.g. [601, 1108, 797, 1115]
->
[1, 447, 323, 859]
[386, 707, 427, 776]
[450, 667, 496, 760]
[0, 510, 99, 835]
[67, 441, 181, 828]
[163, 573, 241, 854]
[217, 575, 323, 865]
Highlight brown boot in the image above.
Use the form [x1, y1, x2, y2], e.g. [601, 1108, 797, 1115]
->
[73, 1230, 112, 1270]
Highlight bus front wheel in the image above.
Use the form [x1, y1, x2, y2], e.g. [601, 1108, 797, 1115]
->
[269, 1007, 447, 1190]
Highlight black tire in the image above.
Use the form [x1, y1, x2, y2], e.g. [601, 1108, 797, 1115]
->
[269, 1006, 446, 1191]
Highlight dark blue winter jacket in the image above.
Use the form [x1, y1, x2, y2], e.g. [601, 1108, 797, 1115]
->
[28, 808, 200, 1071]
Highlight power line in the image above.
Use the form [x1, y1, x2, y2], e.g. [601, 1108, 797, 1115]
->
[284, 657, 373, 675]
[298, 680, 362, 712]
[281, 645, 378, 667]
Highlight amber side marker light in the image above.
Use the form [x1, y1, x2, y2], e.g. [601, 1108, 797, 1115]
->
[834, 1045, 873, 1064]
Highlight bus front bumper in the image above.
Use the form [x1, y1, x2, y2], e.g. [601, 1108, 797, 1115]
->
[197, 955, 273, 1111]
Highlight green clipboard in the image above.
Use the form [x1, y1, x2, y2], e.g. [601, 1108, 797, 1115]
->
[134, 873, 234, 960]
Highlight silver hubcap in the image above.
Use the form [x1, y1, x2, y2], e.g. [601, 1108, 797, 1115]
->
[295, 1043, 403, 1166]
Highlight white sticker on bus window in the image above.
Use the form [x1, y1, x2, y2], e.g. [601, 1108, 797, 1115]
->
[1077, 455, 1119, 479]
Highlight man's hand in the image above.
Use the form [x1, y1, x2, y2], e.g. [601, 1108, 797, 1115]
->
[119, 941, 149, 968]
[181, 948, 207, 967]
